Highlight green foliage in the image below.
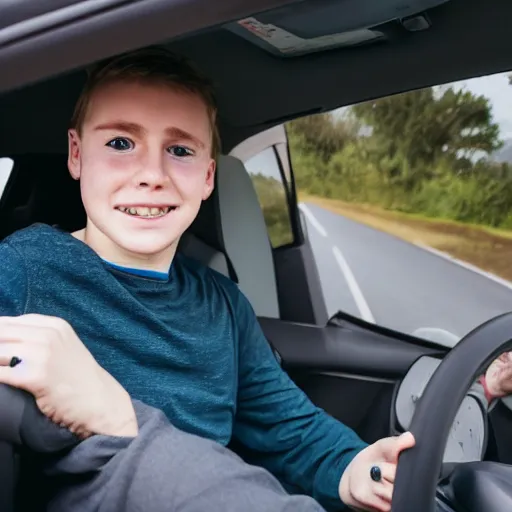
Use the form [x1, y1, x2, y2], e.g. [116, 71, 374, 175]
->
[352, 87, 502, 165]
[286, 83, 512, 230]
[251, 173, 294, 248]
[287, 112, 359, 163]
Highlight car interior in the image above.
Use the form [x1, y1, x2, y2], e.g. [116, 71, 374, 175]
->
[1, 0, 512, 511]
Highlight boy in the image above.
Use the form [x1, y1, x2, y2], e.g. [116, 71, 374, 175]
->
[0, 46, 509, 512]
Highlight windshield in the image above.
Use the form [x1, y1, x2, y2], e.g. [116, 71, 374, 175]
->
[287, 69, 512, 345]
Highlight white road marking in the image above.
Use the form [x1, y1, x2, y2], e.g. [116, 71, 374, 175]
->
[298, 203, 328, 237]
[415, 243, 512, 292]
[299, 202, 376, 323]
[332, 246, 376, 324]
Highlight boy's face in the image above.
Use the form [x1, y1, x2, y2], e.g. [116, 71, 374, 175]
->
[67, 79, 215, 270]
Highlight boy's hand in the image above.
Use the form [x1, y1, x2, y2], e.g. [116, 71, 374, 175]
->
[0, 314, 137, 439]
[339, 432, 415, 511]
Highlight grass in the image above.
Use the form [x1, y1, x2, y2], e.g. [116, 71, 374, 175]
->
[300, 193, 512, 283]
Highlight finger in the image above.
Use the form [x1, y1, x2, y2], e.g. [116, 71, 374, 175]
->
[498, 352, 511, 363]
[0, 314, 65, 329]
[0, 344, 43, 390]
[0, 362, 31, 389]
[358, 492, 392, 512]
[0, 341, 21, 365]
[374, 480, 393, 503]
[0, 323, 54, 347]
[380, 432, 415, 462]
[379, 462, 397, 484]
[0, 353, 23, 367]
[0, 341, 32, 363]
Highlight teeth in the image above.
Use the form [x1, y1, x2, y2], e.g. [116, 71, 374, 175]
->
[136, 206, 150, 217]
[117, 206, 173, 218]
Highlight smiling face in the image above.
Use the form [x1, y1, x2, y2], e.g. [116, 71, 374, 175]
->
[68, 79, 216, 271]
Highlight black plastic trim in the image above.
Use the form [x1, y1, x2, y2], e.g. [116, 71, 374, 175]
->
[0, 0, 132, 48]
[273, 243, 329, 326]
[258, 317, 441, 379]
[0, 0, 299, 94]
[328, 308, 451, 352]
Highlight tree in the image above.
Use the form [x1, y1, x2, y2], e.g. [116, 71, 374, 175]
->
[285, 80, 512, 230]
[286, 112, 358, 163]
[351, 86, 502, 175]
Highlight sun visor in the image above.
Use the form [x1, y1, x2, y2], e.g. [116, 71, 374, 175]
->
[224, 0, 450, 58]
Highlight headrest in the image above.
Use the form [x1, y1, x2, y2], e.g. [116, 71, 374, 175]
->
[0, 154, 86, 240]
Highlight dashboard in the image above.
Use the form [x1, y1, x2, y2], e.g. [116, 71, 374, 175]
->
[394, 356, 487, 463]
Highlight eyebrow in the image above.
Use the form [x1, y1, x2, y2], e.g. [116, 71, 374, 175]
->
[94, 121, 146, 137]
[93, 121, 205, 149]
[165, 126, 205, 150]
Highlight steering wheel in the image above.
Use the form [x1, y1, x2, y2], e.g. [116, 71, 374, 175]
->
[0, 385, 80, 512]
[392, 311, 512, 512]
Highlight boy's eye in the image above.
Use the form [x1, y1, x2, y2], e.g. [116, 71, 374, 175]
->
[106, 137, 134, 151]
[168, 145, 194, 158]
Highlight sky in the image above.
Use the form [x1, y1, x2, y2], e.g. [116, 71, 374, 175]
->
[1, 71, 511, 196]
[334, 70, 512, 142]
[451, 70, 512, 140]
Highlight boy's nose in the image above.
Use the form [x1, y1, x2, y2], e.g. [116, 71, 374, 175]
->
[135, 157, 169, 189]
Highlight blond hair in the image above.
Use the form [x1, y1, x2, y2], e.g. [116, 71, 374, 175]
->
[70, 46, 221, 158]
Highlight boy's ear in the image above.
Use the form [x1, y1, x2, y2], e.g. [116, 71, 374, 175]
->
[68, 129, 82, 180]
[202, 159, 216, 200]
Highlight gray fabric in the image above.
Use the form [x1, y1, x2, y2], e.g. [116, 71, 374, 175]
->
[178, 232, 230, 278]
[45, 400, 327, 512]
[216, 155, 280, 319]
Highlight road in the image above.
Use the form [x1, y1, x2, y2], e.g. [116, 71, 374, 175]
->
[301, 202, 512, 340]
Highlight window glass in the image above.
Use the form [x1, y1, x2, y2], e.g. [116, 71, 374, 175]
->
[245, 146, 294, 248]
[287, 70, 512, 343]
[0, 158, 13, 199]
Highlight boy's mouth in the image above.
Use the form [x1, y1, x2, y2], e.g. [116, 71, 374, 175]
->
[115, 205, 177, 219]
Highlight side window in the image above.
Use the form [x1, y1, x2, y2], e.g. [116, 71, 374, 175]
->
[244, 146, 294, 248]
[285, 69, 512, 342]
[0, 158, 14, 199]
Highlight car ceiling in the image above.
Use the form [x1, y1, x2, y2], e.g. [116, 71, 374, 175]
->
[0, 0, 510, 156]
